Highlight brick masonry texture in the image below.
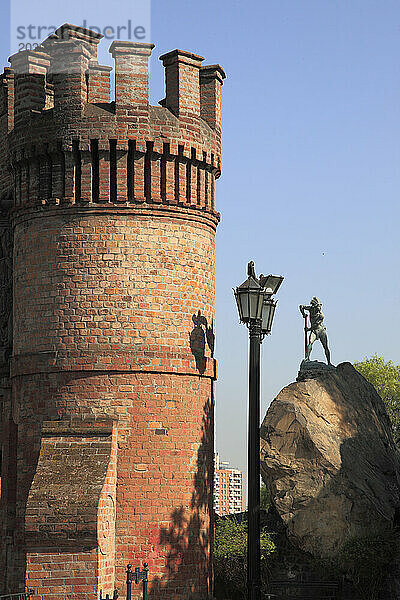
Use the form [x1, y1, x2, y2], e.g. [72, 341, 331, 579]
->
[0, 23, 225, 600]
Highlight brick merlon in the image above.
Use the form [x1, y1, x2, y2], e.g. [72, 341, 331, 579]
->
[8, 49, 50, 121]
[159, 49, 204, 67]
[55, 23, 103, 44]
[109, 41, 155, 108]
[159, 49, 204, 117]
[199, 65, 226, 130]
[109, 40, 155, 57]
[88, 60, 113, 73]
[200, 64, 226, 84]
[8, 48, 50, 74]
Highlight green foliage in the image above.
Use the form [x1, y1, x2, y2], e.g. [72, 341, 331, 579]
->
[260, 483, 270, 511]
[354, 354, 400, 443]
[337, 529, 399, 600]
[214, 517, 275, 560]
[214, 516, 275, 600]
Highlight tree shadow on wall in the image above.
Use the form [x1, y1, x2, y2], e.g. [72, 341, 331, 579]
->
[147, 391, 214, 600]
[189, 311, 215, 375]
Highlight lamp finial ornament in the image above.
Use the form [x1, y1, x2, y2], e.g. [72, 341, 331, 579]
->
[247, 261, 256, 279]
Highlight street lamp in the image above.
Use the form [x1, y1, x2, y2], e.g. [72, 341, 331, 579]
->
[234, 262, 283, 600]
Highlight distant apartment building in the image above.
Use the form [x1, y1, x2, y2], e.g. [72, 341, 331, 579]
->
[214, 453, 244, 515]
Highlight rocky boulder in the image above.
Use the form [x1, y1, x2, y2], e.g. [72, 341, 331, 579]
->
[260, 361, 400, 558]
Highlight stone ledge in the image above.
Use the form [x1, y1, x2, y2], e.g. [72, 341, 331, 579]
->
[10, 201, 220, 230]
[42, 418, 115, 437]
[10, 349, 217, 380]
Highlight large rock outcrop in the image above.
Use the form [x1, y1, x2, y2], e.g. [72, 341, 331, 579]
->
[260, 361, 400, 558]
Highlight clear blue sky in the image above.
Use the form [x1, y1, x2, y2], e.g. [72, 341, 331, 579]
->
[2, 0, 400, 486]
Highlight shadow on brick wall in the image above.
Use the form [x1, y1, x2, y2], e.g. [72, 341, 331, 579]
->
[189, 311, 215, 375]
[147, 389, 214, 599]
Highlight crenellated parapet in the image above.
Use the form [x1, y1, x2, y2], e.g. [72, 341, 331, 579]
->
[4, 24, 225, 225]
[8, 136, 221, 223]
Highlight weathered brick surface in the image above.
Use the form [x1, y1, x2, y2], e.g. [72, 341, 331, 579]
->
[0, 22, 224, 600]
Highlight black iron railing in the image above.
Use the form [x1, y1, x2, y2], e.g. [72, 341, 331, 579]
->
[100, 591, 118, 600]
[1, 566, 151, 600]
[0, 590, 34, 600]
[126, 563, 149, 600]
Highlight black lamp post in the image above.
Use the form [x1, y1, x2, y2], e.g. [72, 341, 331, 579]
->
[234, 262, 283, 600]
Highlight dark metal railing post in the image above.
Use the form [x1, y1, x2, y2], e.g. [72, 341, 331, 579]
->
[100, 592, 118, 600]
[126, 562, 149, 600]
[126, 564, 133, 600]
[142, 563, 149, 600]
[248, 323, 261, 600]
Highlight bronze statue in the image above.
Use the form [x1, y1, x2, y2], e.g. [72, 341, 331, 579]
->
[299, 297, 331, 365]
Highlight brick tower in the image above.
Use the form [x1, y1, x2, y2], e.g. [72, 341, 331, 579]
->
[0, 24, 225, 600]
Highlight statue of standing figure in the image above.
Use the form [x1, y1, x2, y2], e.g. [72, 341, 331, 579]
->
[299, 297, 332, 365]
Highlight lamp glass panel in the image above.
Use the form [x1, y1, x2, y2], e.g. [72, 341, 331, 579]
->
[262, 275, 284, 295]
[249, 290, 259, 320]
[250, 289, 264, 320]
[256, 291, 264, 320]
[234, 274, 263, 323]
[241, 290, 250, 321]
[261, 299, 276, 334]
[268, 302, 276, 331]
[234, 290, 244, 321]
[235, 288, 250, 322]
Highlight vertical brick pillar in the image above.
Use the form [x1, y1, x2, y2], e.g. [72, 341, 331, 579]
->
[165, 146, 175, 204]
[87, 61, 112, 103]
[8, 50, 50, 125]
[98, 144, 110, 202]
[52, 146, 65, 201]
[80, 147, 92, 203]
[63, 150, 75, 203]
[116, 144, 128, 202]
[200, 65, 226, 132]
[1, 68, 14, 132]
[159, 49, 204, 116]
[133, 141, 146, 203]
[150, 142, 162, 203]
[177, 146, 187, 204]
[109, 41, 154, 110]
[48, 39, 92, 114]
[0, 69, 14, 205]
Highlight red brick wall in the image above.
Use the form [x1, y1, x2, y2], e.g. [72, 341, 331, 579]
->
[1, 23, 224, 600]
[12, 213, 216, 358]
[26, 551, 99, 600]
